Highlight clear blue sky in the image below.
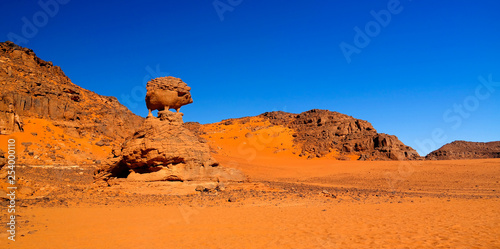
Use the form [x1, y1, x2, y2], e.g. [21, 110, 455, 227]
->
[1, 0, 499, 155]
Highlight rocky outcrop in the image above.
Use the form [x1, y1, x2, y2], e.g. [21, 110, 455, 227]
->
[0, 41, 143, 165]
[0, 41, 143, 140]
[95, 87, 244, 183]
[260, 109, 420, 160]
[0, 149, 5, 169]
[146, 76, 193, 116]
[426, 141, 500, 160]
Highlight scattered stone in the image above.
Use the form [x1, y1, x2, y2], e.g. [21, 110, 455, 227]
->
[217, 183, 226, 191]
[22, 142, 32, 147]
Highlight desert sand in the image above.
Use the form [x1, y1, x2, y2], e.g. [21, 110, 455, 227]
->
[0, 44, 498, 248]
[1, 157, 499, 249]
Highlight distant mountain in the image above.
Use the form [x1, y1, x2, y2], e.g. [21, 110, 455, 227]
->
[426, 141, 500, 160]
[186, 109, 420, 161]
[0, 41, 143, 165]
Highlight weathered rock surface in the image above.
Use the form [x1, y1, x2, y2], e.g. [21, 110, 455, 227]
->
[96, 108, 244, 183]
[0, 41, 143, 165]
[146, 76, 193, 115]
[0, 149, 5, 169]
[0, 41, 142, 138]
[0, 42, 142, 138]
[426, 140, 500, 160]
[258, 109, 420, 160]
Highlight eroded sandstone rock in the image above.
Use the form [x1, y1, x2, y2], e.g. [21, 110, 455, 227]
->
[0, 41, 143, 165]
[259, 109, 420, 160]
[96, 96, 244, 183]
[145, 76, 193, 116]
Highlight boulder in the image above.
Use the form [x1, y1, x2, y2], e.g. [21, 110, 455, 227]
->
[146, 76, 193, 116]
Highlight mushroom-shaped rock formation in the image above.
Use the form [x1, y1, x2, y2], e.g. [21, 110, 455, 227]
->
[145, 76, 193, 116]
[95, 77, 244, 184]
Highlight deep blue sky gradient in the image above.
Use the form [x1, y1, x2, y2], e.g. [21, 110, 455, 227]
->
[1, 0, 499, 155]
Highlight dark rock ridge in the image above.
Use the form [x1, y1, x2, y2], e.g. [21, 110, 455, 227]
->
[260, 109, 420, 160]
[426, 140, 500, 160]
[0, 41, 143, 139]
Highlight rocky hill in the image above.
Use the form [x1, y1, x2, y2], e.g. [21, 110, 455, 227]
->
[0, 41, 143, 165]
[186, 109, 420, 161]
[426, 141, 500, 160]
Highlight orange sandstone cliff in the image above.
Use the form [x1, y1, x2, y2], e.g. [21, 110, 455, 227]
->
[0, 41, 143, 165]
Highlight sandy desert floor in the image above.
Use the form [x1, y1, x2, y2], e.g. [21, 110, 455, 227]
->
[1, 158, 499, 248]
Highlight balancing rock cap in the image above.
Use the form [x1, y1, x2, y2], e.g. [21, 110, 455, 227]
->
[145, 76, 193, 114]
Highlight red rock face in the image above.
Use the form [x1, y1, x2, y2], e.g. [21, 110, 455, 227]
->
[260, 109, 420, 160]
[0, 41, 143, 165]
[426, 141, 500, 160]
[0, 41, 143, 138]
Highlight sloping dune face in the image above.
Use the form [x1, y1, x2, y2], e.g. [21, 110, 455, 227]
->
[191, 116, 301, 160]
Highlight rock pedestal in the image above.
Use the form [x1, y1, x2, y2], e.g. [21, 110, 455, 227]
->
[96, 111, 244, 182]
